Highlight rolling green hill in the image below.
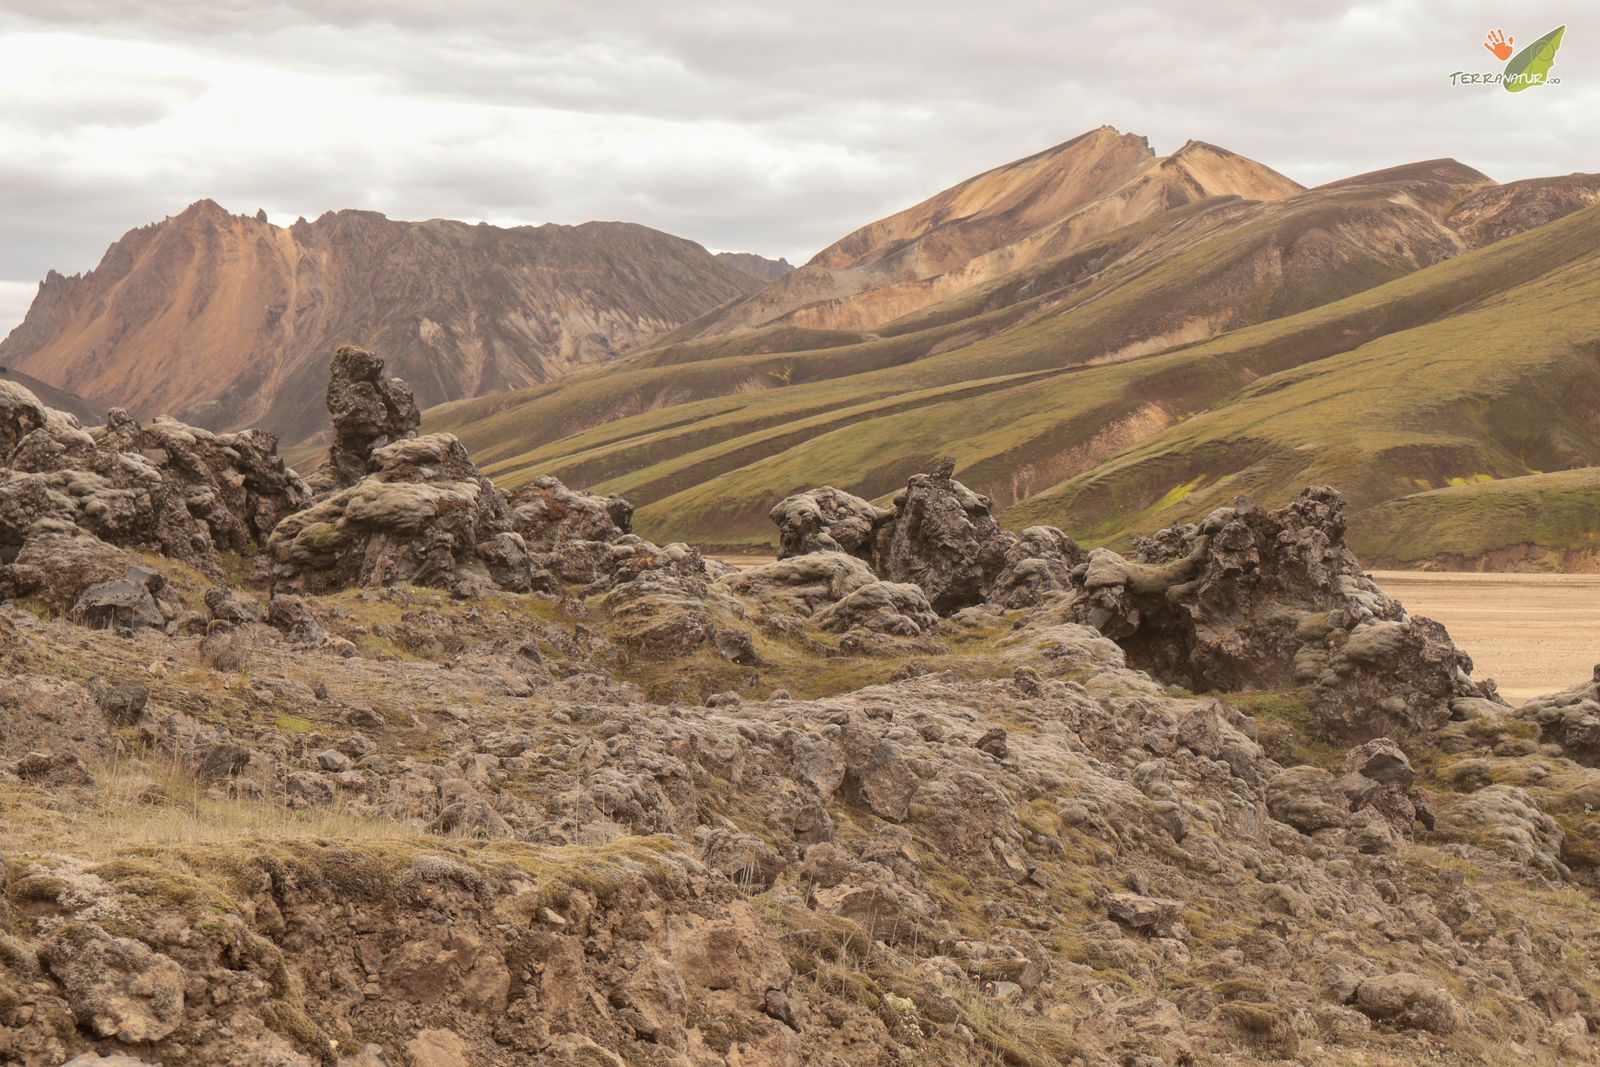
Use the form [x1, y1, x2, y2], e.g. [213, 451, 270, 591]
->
[427, 136, 1600, 568]
[1349, 468, 1600, 571]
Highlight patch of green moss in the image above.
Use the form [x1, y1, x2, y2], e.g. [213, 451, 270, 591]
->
[1221, 690, 1345, 770]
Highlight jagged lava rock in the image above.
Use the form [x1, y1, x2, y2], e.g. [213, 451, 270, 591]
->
[321, 343, 421, 489]
[1070, 486, 1479, 739]
[771, 460, 1079, 612]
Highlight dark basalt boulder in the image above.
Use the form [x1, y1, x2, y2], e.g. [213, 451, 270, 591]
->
[1068, 486, 1479, 740]
[321, 344, 422, 490]
[874, 459, 1011, 613]
[770, 460, 1078, 613]
[71, 565, 169, 631]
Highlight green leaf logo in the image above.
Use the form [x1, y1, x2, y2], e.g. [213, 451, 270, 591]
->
[1504, 25, 1564, 92]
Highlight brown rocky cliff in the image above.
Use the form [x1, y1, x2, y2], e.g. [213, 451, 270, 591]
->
[0, 200, 761, 442]
[715, 251, 794, 282]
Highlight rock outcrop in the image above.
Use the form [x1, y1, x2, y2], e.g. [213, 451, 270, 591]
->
[268, 434, 523, 596]
[1516, 667, 1600, 765]
[772, 459, 1080, 613]
[1069, 486, 1479, 739]
[7, 345, 1599, 1067]
[509, 475, 635, 583]
[321, 344, 421, 489]
[1, 379, 307, 598]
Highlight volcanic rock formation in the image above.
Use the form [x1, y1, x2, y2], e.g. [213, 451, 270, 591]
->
[771, 459, 1081, 612]
[320, 344, 422, 490]
[6, 357, 1600, 1066]
[1068, 486, 1481, 739]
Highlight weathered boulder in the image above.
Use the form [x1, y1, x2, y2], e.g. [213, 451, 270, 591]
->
[1352, 973, 1464, 1034]
[70, 565, 169, 631]
[771, 485, 889, 560]
[1070, 487, 1478, 739]
[813, 580, 939, 637]
[1517, 671, 1600, 765]
[322, 344, 421, 489]
[91, 410, 309, 554]
[2, 380, 306, 581]
[510, 475, 633, 549]
[268, 435, 520, 594]
[1104, 891, 1187, 939]
[873, 459, 1011, 613]
[770, 462, 1079, 615]
[593, 539, 754, 662]
[1265, 766, 1349, 833]
[0, 379, 52, 457]
[1435, 784, 1566, 877]
[7, 523, 140, 613]
[39, 922, 186, 1043]
[987, 525, 1084, 608]
[839, 721, 920, 821]
[717, 552, 878, 617]
[1326, 738, 1435, 847]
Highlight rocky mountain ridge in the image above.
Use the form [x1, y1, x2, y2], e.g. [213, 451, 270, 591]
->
[0, 201, 762, 444]
[675, 127, 1304, 338]
[4, 349, 1600, 1064]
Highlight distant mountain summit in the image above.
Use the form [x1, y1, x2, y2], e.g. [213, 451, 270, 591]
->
[675, 126, 1303, 337]
[715, 251, 794, 282]
[0, 201, 762, 442]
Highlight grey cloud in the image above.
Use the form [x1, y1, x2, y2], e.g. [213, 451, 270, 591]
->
[1, 0, 1595, 338]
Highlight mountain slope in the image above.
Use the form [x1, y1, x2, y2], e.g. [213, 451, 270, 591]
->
[715, 251, 795, 281]
[1004, 208, 1600, 544]
[0, 200, 760, 442]
[429, 141, 1600, 565]
[677, 126, 1303, 338]
[1348, 468, 1600, 571]
[0, 365, 98, 424]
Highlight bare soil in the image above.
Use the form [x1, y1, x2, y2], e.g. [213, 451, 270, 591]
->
[1373, 570, 1600, 703]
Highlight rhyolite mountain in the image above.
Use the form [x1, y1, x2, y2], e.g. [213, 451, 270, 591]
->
[668, 126, 1303, 339]
[429, 127, 1600, 569]
[0, 200, 763, 442]
[715, 251, 795, 282]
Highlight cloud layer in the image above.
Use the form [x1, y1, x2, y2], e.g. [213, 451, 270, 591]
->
[2, 1, 1593, 335]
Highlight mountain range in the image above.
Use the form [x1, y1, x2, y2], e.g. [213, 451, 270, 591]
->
[423, 127, 1600, 570]
[6, 126, 1599, 568]
[0, 201, 761, 443]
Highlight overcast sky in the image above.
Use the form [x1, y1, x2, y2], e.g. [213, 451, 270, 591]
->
[1, 1, 1593, 335]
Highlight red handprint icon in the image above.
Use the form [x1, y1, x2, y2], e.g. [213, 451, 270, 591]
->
[1484, 28, 1514, 61]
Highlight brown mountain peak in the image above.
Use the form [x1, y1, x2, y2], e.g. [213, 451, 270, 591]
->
[0, 207, 761, 443]
[698, 129, 1298, 339]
